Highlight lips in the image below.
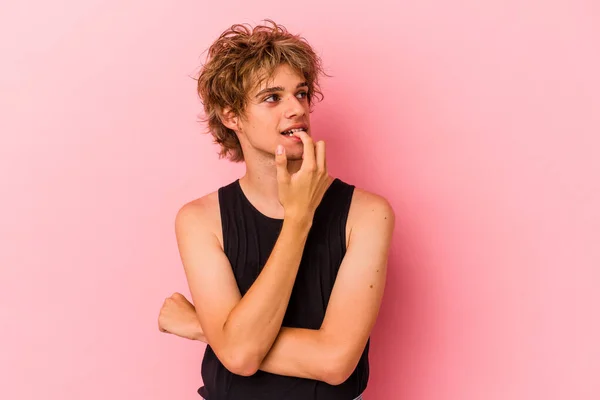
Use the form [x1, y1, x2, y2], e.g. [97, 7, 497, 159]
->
[281, 123, 308, 136]
[281, 128, 306, 136]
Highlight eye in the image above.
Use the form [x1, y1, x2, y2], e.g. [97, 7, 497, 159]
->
[264, 94, 280, 103]
[296, 91, 308, 100]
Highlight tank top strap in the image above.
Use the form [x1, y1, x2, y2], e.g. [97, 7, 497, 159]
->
[316, 177, 355, 219]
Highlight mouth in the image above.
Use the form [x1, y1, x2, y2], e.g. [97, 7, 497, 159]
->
[280, 126, 308, 136]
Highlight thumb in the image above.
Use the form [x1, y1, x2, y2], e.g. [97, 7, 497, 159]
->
[275, 145, 289, 182]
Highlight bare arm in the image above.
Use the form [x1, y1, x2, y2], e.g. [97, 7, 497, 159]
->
[176, 131, 331, 376]
[176, 205, 311, 376]
[257, 193, 394, 384]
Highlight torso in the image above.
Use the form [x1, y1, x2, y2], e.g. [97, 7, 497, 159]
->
[193, 176, 373, 399]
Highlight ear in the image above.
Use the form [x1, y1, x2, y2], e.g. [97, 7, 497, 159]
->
[219, 107, 239, 131]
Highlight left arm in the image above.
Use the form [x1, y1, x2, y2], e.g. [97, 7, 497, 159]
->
[258, 194, 394, 385]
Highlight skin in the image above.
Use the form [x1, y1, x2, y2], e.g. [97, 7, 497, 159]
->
[158, 64, 395, 386]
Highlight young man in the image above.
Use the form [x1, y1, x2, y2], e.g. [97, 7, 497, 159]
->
[158, 20, 395, 400]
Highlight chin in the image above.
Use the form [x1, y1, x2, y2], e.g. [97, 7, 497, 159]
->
[283, 147, 304, 160]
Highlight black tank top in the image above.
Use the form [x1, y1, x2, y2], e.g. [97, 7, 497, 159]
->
[198, 178, 370, 400]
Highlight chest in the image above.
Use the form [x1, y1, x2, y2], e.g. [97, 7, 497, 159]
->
[219, 211, 351, 328]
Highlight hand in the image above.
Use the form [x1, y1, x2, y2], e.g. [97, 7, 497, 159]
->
[275, 131, 330, 222]
[158, 292, 206, 342]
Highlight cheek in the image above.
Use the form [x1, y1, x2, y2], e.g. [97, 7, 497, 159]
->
[243, 107, 281, 137]
[256, 114, 279, 131]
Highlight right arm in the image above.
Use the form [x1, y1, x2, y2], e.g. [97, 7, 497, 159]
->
[176, 131, 329, 376]
[175, 205, 311, 376]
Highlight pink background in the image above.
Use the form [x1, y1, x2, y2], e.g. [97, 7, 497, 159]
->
[1, 1, 599, 399]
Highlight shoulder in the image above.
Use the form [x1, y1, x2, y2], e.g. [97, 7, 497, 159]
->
[346, 185, 395, 237]
[174, 190, 222, 245]
[350, 187, 395, 218]
[176, 190, 220, 223]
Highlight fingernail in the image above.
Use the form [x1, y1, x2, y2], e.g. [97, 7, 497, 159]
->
[276, 145, 283, 155]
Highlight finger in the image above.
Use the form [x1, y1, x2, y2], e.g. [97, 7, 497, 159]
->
[293, 130, 315, 170]
[315, 140, 326, 172]
[171, 292, 183, 300]
[275, 145, 290, 183]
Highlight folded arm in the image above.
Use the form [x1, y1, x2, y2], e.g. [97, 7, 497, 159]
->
[175, 197, 312, 376]
[258, 192, 394, 384]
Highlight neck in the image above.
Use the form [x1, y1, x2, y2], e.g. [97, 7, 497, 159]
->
[237, 148, 334, 219]
[239, 151, 309, 219]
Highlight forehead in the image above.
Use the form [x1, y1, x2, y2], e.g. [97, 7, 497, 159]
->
[253, 64, 305, 91]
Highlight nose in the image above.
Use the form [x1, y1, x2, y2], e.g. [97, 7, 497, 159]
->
[283, 94, 306, 119]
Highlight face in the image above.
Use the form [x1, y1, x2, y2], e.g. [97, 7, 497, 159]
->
[228, 64, 312, 162]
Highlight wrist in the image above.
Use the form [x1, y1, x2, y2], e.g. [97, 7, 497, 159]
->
[192, 318, 205, 341]
[283, 213, 313, 233]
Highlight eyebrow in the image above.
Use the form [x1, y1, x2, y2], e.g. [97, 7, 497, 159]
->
[254, 82, 308, 98]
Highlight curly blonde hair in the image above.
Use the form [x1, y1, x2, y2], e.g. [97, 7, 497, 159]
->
[196, 20, 326, 162]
